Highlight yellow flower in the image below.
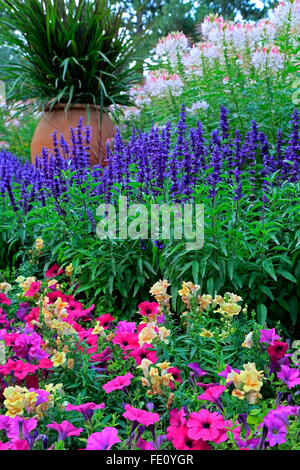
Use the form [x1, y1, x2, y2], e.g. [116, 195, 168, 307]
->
[65, 263, 73, 277]
[156, 361, 171, 374]
[158, 326, 170, 344]
[136, 358, 153, 377]
[35, 238, 44, 251]
[51, 351, 67, 368]
[232, 389, 245, 400]
[3, 386, 38, 417]
[138, 325, 157, 346]
[92, 322, 106, 338]
[200, 328, 214, 338]
[215, 302, 241, 317]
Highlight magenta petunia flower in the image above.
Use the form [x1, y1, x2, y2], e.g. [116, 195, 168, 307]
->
[123, 404, 160, 426]
[7, 417, 37, 442]
[85, 427, 121, 450]
[277, 365, 300, 389]
[24, 281, 41, 297]
[0, 293, 11, 305]
[129, 344, 157, 365]
[197, 385, 226, 403]
[96, 314, 115, 329]
[259, 328, 281, 344]
[66, 402, 105, 421]
[187, 409, 225, 443]
[45, 264, 64, 278]
[46, 420, 83, 441]
[116, 321, 136, 333]
[13, 360, 39, 380]
[168, 367, 183, 389]
[112, 331, 139, 351]
[138, 301, 160, 317]
[103, 372, 134, 393]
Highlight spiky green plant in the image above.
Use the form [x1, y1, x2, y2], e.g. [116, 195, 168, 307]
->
[0, 0, 142, 112]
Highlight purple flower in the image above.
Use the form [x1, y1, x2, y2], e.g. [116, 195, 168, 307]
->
[85, 427, 121, 450]
[277, 365, 300, 389]
[259, 328, 281, 344]
[188, 363, 207, 377]
[263, 413, 287, 447]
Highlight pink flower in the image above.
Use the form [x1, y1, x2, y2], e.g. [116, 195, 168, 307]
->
[168, 367, 183, 389]
[187, 409, 225, 443]
[13, 360, 39, 380]
[66, 402, 105, 421]
[7, 417, 37, 442]
[47, 420, 82, 441]
[138, 301, 160, 317]
[24, 281, 41, 297]
[0, 293, 11, 305]
[197, 385, 226, 403]
[112, 331, 139, 351]
[96, 314, 115, 329]
[123, 404, 160, 426]
[129, 344, 157, 365]
[45, 264, 63, 278]
[86, 427, 121, 450]
[103, 373, 134, 393]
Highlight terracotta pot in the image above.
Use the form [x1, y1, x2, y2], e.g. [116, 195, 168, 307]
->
[31, 103, 115, 166]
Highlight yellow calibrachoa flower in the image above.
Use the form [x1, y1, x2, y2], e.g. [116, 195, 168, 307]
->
[35, 238, 44, 251]
[200, 328, 214, 338]
[51, 351, 67, 368]
[65, 263, 73, 277]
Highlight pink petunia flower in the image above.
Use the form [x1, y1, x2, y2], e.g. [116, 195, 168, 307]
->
[66, 402, 105, 421]
[138, 301, 160, 317]
[197, 385, 226, 403]
[45, 264, 64, 278]
[129, 344, 157, 365]
[86, 427, 121, 450]
[112, 331, 139, 351]
[96, 314, 115, 329]
[103, 373, 134, 393]
[123, 404, 160, 426]
[46, 420, 83, 441]
[0, 293, 11, 305]
[24, 282, 41, 297]
[187, 409, 225, 443]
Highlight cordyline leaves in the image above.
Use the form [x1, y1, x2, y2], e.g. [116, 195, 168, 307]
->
[0, 0, 143, 111]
